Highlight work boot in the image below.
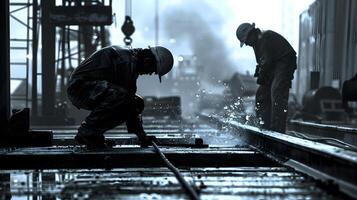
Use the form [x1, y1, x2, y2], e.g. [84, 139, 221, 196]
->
[75, 134, 116, 149]
[75, 134, 106, 148]
[126, 114, 145, 133]
[75, 125, 115, 148]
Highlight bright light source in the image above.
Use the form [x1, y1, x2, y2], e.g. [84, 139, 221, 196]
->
[169, 38, 176, 43]
[177, 56, 184, 62]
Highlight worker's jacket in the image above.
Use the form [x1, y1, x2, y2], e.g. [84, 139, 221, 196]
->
[253, 30, 296, 76]
[69, 45, 140, 96]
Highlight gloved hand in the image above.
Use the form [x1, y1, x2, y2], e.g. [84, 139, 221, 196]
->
[256, 66, 272, 85]
[255, 64, 266, 85]
[136, 132, 156, 148]
[126, 114, 145, 133]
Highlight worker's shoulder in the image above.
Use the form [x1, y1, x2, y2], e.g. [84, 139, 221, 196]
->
[111, 45, 135, 56]
[86, 46, 118, 58]
[110, 45, 128, 51]
[261, 30, 283, 39]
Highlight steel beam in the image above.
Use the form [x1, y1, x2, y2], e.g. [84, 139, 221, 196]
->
[49, 6, 112, 25]
[52, 134, 207, 147]
[288, 120, 357, 146]
[31, 0, 38, 117]
[82, 25, 96, 58]
[0, 167, 349, 199]
[0, 0, 10, 129]
[0, 147, 277, 169]
[0, 130, 53, 147]
[201, 113, 357, 199]
[0, 173, 10, 199]
[41, 0, 56, 117]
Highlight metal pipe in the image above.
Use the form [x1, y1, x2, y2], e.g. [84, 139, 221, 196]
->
[0, 0, 10, 127]
[125, 0, 132, 17]
[155, 0, 159, 45]
[31, 0, 38, 117]
[25, 0, 30, 108]
[66, 26, 73, 69]
[60, 26, 66, 101]
[41, 0, 56, 117]
[151, 141, 200, 200]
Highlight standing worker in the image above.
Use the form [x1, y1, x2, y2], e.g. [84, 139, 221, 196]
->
[67, 46, 174, 148]
[236, 23, 297, 133]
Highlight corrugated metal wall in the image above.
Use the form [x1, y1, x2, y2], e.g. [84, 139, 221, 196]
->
[295, 0, 357, 102]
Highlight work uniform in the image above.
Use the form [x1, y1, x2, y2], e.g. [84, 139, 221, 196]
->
[67, 46, 144, 139]
[253, 30, 297, 133]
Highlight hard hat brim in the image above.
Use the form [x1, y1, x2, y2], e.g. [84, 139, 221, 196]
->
[149, 47, 162, 82]
[158, 75, 162, 83]
[240, 41, 244, 47]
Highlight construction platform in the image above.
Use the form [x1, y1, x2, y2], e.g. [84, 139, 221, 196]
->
[0, 117, 356, 199]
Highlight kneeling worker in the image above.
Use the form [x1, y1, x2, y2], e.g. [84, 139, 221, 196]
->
[67, 46, 174, 148]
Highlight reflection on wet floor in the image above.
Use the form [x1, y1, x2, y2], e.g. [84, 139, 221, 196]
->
[0, 121, 348, 200]
[0, 167, 340, 200]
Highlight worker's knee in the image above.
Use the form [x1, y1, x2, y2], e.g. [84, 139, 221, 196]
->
[271, 83, 290, 101]
[102, 88, 144, 117]
[256, 85, 271, 103]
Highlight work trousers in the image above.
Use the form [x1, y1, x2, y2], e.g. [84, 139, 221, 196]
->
[67, 79, 143, 137]
[255, 57, 296, 133]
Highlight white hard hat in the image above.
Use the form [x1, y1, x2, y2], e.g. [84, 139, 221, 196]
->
[236, 23, 255, 47]
[149, 46, 174, 82]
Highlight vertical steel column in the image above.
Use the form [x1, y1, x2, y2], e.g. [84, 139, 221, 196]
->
[83, 26, 95, 58]
[78, 26, 82, 64]
[76, 1, 82, 64]
[0, 0, 10, 127]
[41, 0, 56, 117]
[83, 0, 95, 58]
[155, 0, 159, 46]
[100, 26, 107, 47]
[25, 0, 31, 108]
[0, 173, 10, 197]
[60, 26, 66, 101]
[32, 0, 39, 117]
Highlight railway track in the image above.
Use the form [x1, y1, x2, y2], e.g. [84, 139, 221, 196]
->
[0, 116, 355, 199]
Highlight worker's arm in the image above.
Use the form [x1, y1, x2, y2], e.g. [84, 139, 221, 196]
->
[256, 37, 274, 85]
[256, 60, 273, 85]
[126, 113, 153, 147]
[126, 95, 154, 147]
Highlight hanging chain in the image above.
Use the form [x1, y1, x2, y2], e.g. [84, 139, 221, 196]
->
[122, 0, 135, 47]
[125, 0, 132, 17]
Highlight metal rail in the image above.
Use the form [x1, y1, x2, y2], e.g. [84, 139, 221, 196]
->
[200, 113, 357, 199]
[152, 141, 200, 200]
[0, 147, 272, 169]
[0, 117, 353, 199]
[288, 120, 357, 147]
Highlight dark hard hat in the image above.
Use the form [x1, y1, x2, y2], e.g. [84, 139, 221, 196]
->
[236, 23, 255, 47]
[149, 46, 174, 82]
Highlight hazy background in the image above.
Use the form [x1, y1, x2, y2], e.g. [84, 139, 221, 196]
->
[10, 0, 315, 92]
[110, 0, 314, 86]
[9, 0, 315, 117]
